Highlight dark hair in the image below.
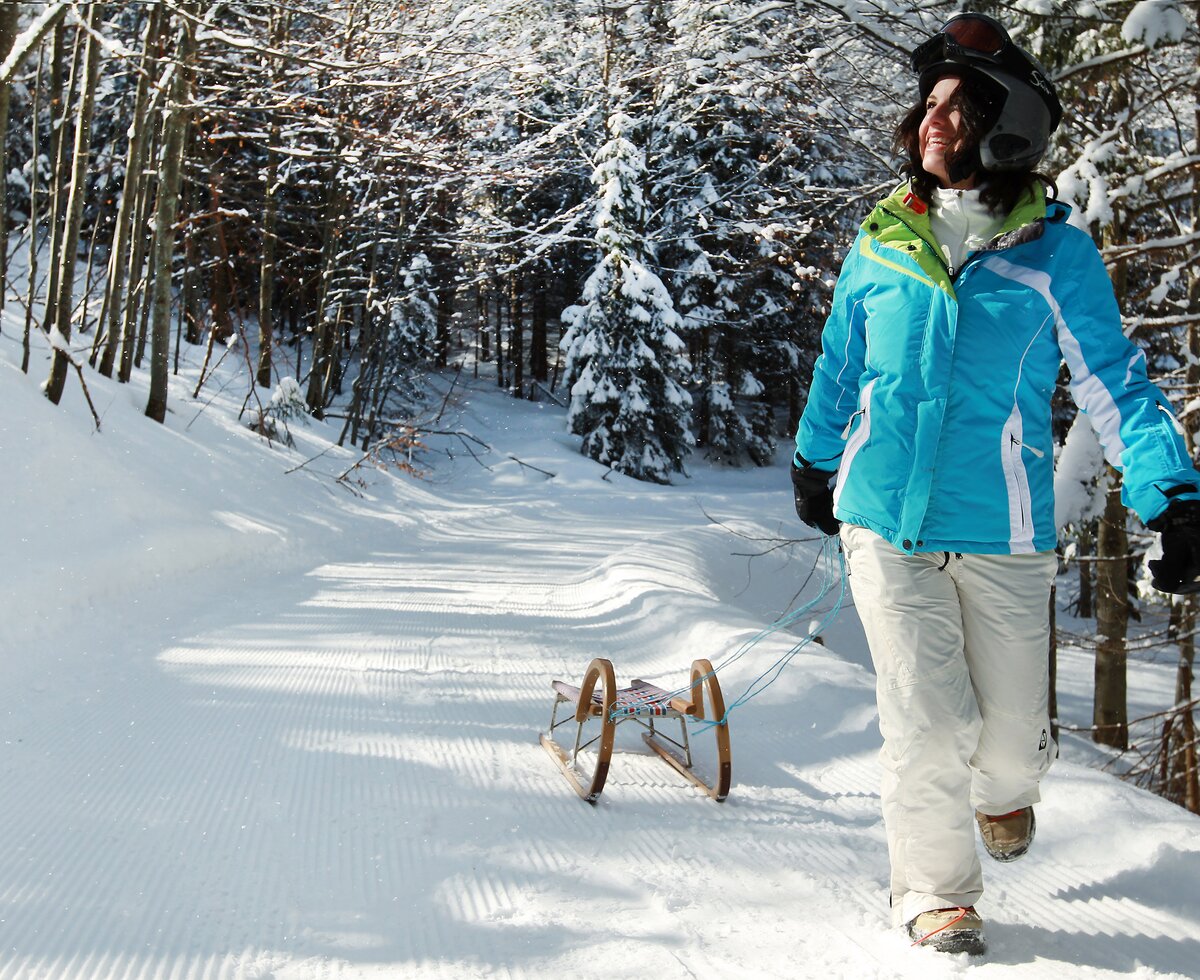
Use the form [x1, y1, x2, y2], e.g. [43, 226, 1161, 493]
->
[892, 71, 1055, 216]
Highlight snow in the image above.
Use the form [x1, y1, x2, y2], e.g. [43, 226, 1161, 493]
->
[2, 316, 1199, 979]
[1053, 412, 1106, 531]
[1122, 2, 1188, 48]
[0, 3, 67, 85]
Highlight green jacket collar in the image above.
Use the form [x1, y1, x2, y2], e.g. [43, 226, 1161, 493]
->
[862, 181, 1050, 295]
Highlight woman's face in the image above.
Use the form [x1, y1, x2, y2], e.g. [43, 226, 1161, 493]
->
[919, 75, 975, 189]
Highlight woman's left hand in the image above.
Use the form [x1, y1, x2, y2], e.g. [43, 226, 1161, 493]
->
[791, 461, 841, 537]
[1148, 500, 1200, 594]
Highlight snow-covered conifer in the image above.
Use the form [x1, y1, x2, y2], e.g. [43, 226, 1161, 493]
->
[390, 253, 438, 367]
[561, 110, 692, 483]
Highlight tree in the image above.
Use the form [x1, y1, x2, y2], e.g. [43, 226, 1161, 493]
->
[145, 5, 194, 423]
[44, 3, 103, 405]
[655, 0, 814, 466]
[562, 110, 693, 483]
[1017, 1, 1200, 756]
[0, 0, 21, 318]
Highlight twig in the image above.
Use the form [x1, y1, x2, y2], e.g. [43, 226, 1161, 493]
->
[434, 361, 463, 423]
[731, 540, 801, 559]
[36, 332, 102, 431]
[284, 445, 338, 475]
[422, 427, 549, 477]
[69, 356, 102, 431]
[337, 444, 380, 482]
[782, 548, 825, 617]
[422, 426, 492, 449]
[699, 501, 797, 546]
[695, 499, 831, 605]
[507, 454, 555, 479]
[335, 428, 426, 484]
[1058, 697, 1199, 733]
[185, 363, 240, 430]
[444, 431, 493, 470]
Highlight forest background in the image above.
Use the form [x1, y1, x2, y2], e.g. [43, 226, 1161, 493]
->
[0, 0, 1197, 812]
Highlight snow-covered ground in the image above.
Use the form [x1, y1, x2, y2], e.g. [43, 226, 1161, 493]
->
[2, 319, 1199, 980]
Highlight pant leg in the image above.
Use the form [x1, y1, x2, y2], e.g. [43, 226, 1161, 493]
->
[951, 550, 1059, 814]
[841, 525, 984, 927]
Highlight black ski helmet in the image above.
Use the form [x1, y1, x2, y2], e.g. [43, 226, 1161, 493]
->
[912, 12, 1062, 173]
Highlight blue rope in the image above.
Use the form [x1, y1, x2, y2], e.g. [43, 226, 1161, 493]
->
[709, 537, 847, 727]
[615, 536, 848, 727]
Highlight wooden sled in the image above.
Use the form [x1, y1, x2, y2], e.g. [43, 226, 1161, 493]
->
[539, 657, 732, 804]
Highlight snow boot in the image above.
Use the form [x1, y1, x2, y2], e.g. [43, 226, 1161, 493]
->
[976, 806, 1035, 862]
[907, 906, 986, 955]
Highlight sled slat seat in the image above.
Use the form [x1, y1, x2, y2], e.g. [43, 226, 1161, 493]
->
[551, 678, 697, 717]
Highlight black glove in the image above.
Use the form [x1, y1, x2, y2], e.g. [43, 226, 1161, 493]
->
[791, 459, 840, 536]
[1148, 499, 1200, 594]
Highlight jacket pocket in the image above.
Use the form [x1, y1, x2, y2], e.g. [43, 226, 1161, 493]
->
[834, 377, 876, 509]
[1000, 414, 1038, 552]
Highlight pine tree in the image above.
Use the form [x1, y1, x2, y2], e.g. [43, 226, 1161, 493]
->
[561, 110, 692, 483]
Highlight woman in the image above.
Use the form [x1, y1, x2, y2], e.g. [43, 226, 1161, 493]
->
[791, 13, 1200, 955]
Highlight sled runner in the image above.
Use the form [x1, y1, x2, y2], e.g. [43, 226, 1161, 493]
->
[539, 657, 732, 803]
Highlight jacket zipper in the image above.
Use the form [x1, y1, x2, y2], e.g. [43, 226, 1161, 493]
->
[1008, 435, 1030, 528]
[1010, 435, 1045, 459]
[841, 409, 865, 440]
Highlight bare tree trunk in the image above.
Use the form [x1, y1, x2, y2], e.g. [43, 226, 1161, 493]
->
[1089, 197, 1134, 749]
[1166, 59, 1200, 812]
[45, 4, 103, 405]
[495, 283, 506, 389]
[304, 179, 345, 415]
[509, 273, 524, 396]
[145, 8, 193, 423]
[96, 3, 163, 374]
[257, 136, 280, 387]
[0, 0, 21, 318]
[530, 280, 548, 382]
[41, 18, 80, 341]
[1164, 599, 1199, 812]
[340, 190, 388, 446]
[78, 169, 111, 337]
[1077, 522, 1094, 618]
[177, 166, 201, 352]
[22, 49, 45, 373]
[255, 8, 289, 389]
[133, 218, 156, 369]
[203, 153, 236, 344]
[41, 18, 87, 343]
[176, 156, 201, 372]
[304, 3, 360, 416]
[478, 284, 490, 364]
[431, 189, 453, 369]
[1094, 467, 1129, 749]
[434, 273, 454, 371]
[116, 114, 159, 382]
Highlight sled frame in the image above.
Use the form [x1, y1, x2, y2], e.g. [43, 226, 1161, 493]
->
[539, 657, 732, 804]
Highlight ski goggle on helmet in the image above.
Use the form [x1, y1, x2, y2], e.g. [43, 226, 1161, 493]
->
[911, 12, 1063, 172]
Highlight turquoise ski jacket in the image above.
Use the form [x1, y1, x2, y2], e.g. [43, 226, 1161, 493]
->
[795, 183, 1200, 555]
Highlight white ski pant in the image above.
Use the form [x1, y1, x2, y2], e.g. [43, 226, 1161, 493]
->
[840, 524, 1058, 927]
